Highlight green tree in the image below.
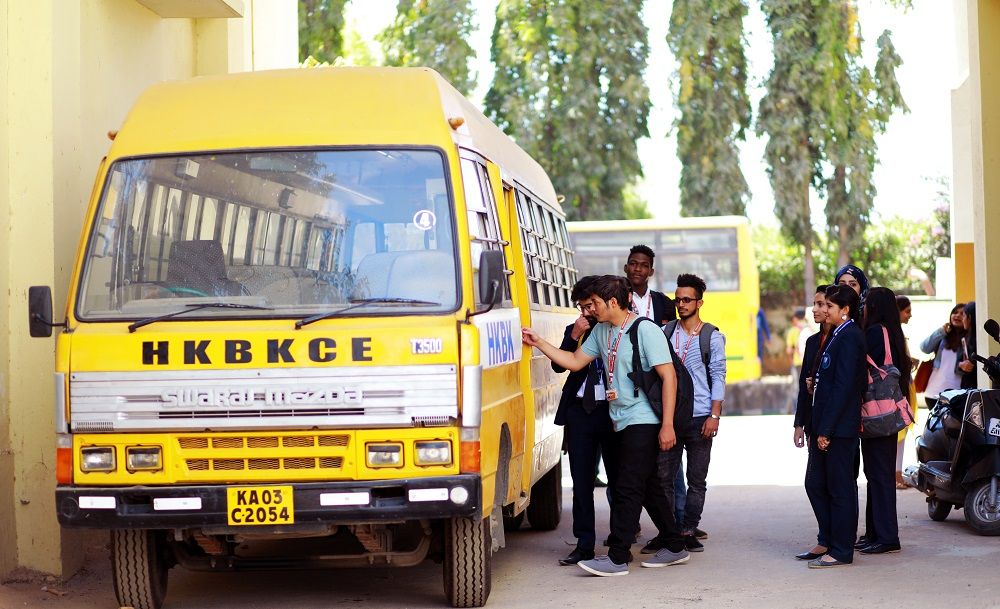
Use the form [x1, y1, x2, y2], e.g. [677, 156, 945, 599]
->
[486, 0, 650, 221]
[757, 0, 822, 303]
[380, 0, 477, 96]
[668, 0, 751, 216]
[299, 0, 350, 64]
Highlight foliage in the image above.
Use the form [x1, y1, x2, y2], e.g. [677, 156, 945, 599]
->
[380, 0, 477, 96]
[299, 0, 349, 64]
[754, 216, 942, 308]
[622, 180, 652, 219]
[668, 0, 751, 216]
[486, 0, 651, 221]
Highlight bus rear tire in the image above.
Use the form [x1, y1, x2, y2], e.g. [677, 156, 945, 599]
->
[444, 515, 492, 608]
[526, 456, 563, 531]
[111, 529, 169, 609]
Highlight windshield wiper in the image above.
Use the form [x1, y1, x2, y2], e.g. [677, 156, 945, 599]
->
[128, 303, 273, 333]
[295, 297, 441, 329]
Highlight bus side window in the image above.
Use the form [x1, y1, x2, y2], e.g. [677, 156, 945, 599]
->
[460, 158, 510, 307]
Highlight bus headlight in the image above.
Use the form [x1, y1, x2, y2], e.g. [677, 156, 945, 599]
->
[415, 441, 452, 466]
[126, 446, 163, 472]
[81, 447, 116, 472]
[366, 443, 403, 467]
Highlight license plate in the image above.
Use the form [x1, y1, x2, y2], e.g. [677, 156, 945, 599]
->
[989, 418, 1000, 438]
[226, 486, 294, 526]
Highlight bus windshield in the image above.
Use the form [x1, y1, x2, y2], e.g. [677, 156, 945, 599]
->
[570, 227, 740, 292]
[77, 149, 458, 320]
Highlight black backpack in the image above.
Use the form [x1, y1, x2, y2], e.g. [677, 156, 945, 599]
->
[625, 317, 694, 429]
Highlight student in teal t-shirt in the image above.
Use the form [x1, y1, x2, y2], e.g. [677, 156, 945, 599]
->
[521, 275, 689, 577]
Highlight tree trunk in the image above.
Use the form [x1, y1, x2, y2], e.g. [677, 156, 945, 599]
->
[837, 222, 850, 268]
[803, 239, 815, 308]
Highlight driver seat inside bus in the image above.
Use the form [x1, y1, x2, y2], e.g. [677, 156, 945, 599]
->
[165, 239, 244, 297]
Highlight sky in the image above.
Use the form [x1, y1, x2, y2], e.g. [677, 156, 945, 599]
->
[345, 1, 957, 228]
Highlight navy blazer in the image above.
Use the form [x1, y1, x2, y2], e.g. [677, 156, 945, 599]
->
[811, 321, 866, 439]
[793, 331, 825, 433]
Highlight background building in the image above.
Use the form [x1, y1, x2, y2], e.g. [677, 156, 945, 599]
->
[0, 0, 297, 577]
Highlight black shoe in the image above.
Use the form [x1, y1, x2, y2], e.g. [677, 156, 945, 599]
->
[795, 550, 825, 561]
[694, 527, 708, 540]
[859, 542, 901, 555]
[853, 536, 871, 550]
[594, 475, 608, 488]
[684, 534, 704, 552]
[640, 538, 665, 554]
[559, 547, 595, 566]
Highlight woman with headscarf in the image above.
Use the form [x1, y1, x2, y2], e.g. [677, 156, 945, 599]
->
[835, 265, 870, 303]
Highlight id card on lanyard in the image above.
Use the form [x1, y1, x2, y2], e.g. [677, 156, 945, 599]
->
[814, 319, 853, 392]
[605, 313, 632, 401]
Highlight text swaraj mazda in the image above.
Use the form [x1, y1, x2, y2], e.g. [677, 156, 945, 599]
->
[28, 67, 578, 609]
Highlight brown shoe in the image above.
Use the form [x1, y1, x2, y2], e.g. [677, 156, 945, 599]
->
[895, 471, 910, 489]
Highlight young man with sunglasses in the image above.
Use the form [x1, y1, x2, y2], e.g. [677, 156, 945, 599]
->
[643, 274, 725, 554]
[624, 245, 676, 324]
[522, 275, 688, 577]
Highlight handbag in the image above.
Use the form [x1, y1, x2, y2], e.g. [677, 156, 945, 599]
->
[913, 358, 933, 393]
[861, 326, 915, 438]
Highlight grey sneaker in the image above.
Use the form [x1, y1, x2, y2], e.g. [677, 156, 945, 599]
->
[577, 556, 629, 577]
[640, 547, 690, 568]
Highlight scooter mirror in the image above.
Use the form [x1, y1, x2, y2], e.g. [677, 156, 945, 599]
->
[985, 319, 1000, 343]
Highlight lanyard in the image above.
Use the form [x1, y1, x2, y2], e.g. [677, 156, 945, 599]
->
[605, 312, 632, 388]
[674, 322, 704, 364]
[631, 292, 652, 319]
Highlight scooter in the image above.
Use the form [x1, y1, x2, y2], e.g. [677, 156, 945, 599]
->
[912, 319, 1000, 535]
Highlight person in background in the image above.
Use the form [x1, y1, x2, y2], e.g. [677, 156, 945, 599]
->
[552, 276, 618, 566]
[856, 287, 910, 555]
[895, 295, 917, 489]
[804, 285, 865, 568]
[961, 302, 978, 389]
[793, 285, 831, 560]
[624, 245, 676, 325]
[786, 308, 808, 379]
[920, 303, 968, 407]
[756, 308, 772, 362]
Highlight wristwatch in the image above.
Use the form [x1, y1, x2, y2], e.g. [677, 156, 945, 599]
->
[710, 414, 721, 420]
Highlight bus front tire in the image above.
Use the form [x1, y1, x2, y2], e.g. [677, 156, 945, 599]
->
[443, 515, 492, 608]
[526, 457, 563, 531]
[111, 529, 170, 609]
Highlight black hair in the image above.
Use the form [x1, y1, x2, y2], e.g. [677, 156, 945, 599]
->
[628, 245, 655, 262]
[825, 284, 861, 322]
[816, 284, 831, 294]
[943, 302, 967, 351]
[864, 287, 911, 388]
[571, 275, 600, 303]
[793, 308, 806, 320]
[895, 295, 911, 311]
[676, 273, 707, 299]
[586, 275, 631, 310]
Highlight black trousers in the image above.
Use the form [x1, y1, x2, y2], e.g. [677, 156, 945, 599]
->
[607, 424, 684, 564]
[804, 436, 859, 563]
[861, 434, 899, 545]
[647, 416, 713, 537]
[565, 400, 619, 551]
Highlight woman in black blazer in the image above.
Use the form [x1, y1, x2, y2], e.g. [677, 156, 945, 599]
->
[856, 287, 910, 554]
[803, 285, 866, 568]
[793, 285, 831, 560]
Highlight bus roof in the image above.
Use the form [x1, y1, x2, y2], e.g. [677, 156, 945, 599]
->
[107, 66, 559, 211]
[567, 216, 751, 231]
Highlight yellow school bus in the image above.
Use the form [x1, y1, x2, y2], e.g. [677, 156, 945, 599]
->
[30, 67, 576, 608]
[568, 217, 761, 383]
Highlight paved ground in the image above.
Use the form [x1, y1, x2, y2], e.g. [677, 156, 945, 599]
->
[4, 412, 1000, 609]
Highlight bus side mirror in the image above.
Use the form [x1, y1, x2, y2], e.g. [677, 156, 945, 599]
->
[28, 286, 55, 338]
[478, 250, 504, 306]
